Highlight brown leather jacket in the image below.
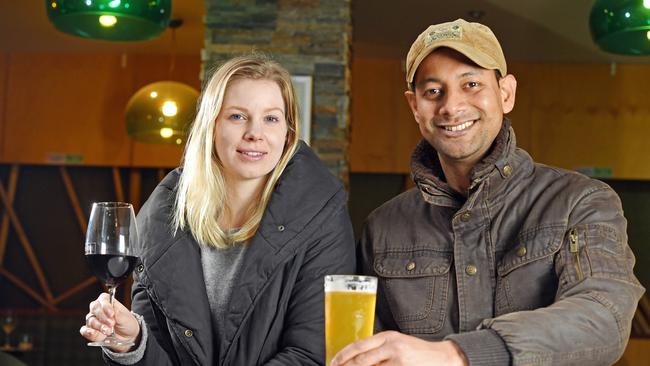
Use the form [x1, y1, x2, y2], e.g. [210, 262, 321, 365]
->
[358, 119, 645, 366]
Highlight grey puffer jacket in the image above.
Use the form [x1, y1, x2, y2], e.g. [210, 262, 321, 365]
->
[110, 142, 355, 365]
[358, 119, 645, 365]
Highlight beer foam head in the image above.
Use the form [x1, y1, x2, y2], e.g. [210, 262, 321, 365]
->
[324, 275, 377, 293]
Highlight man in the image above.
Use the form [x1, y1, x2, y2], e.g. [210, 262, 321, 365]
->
[332, 19, 645, 366]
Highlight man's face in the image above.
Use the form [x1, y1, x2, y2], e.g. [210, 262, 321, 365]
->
[405, 48, 516, 168]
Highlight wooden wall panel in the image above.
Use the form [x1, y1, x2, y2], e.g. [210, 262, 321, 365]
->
[0, 53, 201, 167]
[614, 338, 650, 365]
[506, 63, 535, 153]
[0, 53, 8, 162]
[3, 53, 133, 165]
[350, 57, 421, 173]
[514, 63, 650, 179]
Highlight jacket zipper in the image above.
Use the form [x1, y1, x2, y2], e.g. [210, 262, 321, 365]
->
[569, 228, 583, 281]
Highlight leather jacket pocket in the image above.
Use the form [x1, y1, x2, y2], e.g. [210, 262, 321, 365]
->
[496, 226, 563, 314]
[374, 250, 452, 334]
[561, 223, 636, 286]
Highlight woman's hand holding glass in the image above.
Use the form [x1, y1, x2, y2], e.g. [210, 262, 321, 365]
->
[80, 293, 141, 353]
[80, 202, 141, 351]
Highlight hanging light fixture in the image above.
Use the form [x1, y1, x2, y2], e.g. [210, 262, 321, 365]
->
[46, 0, 171, 41]
[589, 0, 650, 55]
[126, 81, 198, 144]
[125, 19, 199, 145]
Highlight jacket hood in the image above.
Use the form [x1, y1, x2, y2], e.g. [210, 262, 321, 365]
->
[140, 140, 344, 259]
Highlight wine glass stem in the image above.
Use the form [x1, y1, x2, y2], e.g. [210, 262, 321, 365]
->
[108, 286, 117, 337]
[108, 286, 116, 305]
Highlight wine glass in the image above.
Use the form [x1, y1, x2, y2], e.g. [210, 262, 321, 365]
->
[85, 202, 139, 347]
[2, 311, 16, 349]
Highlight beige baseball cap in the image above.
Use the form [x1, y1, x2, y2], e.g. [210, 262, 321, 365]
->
[405, 19, 507, 88]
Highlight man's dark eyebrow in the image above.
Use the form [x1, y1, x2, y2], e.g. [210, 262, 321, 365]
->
[418, 70, 480, 86]
[417, 77, 441, 86]
[459, 71, 479, 78]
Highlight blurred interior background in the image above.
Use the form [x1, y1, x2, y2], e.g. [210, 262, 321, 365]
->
[0, 0, 649, 365]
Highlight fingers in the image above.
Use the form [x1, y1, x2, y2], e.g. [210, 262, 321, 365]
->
[79, 324, 107, 342]
[82, 292, 140, 345]
[88, 293, 116, 332]
[336, 347, 390, 366]
[331, 332, 391, 366]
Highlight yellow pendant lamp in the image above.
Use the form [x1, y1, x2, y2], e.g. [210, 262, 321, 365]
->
[125, 19, 199, 144]
[125, 81, 198, 144]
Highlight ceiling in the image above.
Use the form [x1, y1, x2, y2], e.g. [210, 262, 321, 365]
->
[1, 0, 650, 64]
[353, 0, 650, 63]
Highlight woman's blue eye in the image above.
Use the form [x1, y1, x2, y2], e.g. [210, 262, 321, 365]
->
[230, 113, 245, 120]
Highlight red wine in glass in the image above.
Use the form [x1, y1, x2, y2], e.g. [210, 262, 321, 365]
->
[85, 202, 139, 347]
[86, 254, 138, 288]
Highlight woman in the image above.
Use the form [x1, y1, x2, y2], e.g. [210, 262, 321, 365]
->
[80, 55, 356, 365]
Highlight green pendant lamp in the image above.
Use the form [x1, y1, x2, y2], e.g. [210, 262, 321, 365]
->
[46, 0, 171, 41]
[589, 0, 650, 55]
[125, 81, 199, 145]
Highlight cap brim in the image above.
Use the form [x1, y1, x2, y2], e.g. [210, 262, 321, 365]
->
[407, 40, 505, 84]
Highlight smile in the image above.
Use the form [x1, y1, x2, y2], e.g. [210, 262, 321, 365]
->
[239, 151, 264, 157]
[443, 120, 475, 132]
[237, 149, 267, 161]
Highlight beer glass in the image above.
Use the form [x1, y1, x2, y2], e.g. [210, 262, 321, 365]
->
[324, 275, 377, 365]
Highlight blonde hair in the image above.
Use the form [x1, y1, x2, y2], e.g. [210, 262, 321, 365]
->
[172, 55, 300, 248]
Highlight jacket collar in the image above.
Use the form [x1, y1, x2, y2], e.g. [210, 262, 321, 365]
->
[411, 117, 518, 206]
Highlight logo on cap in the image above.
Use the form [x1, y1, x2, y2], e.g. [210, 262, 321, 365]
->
[425, 25, 462, 46]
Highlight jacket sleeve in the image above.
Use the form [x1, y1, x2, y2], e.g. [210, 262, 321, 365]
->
[449, 185, 645, 366]
[263, 191, 357, 366]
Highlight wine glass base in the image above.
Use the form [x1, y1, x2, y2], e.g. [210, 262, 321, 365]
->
[87, 337, 135, 348]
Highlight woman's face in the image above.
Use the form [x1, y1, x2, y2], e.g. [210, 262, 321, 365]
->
[214, 78, 288, 186]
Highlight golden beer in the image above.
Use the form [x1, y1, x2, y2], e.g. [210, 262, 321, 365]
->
[324, 275, 377, 365]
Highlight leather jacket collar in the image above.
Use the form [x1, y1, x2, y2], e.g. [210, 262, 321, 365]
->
[411, 118, 521, 207]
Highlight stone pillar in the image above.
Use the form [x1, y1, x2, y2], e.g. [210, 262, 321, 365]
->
[203, 0, 352, 182]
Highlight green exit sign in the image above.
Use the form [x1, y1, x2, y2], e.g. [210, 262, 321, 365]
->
[575, 166, 613, 178]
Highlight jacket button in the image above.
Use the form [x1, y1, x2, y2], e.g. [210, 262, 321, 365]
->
[461, 212, 471, 222]
[277, 225, 285, 232]
[137, 264, 144, 273]
[503, 164, 513, 177]
[465, 265, 478, 276]
[184, 329, 193, 337]
[406, 261, 416, 271]
[516, 245, 527, 257]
